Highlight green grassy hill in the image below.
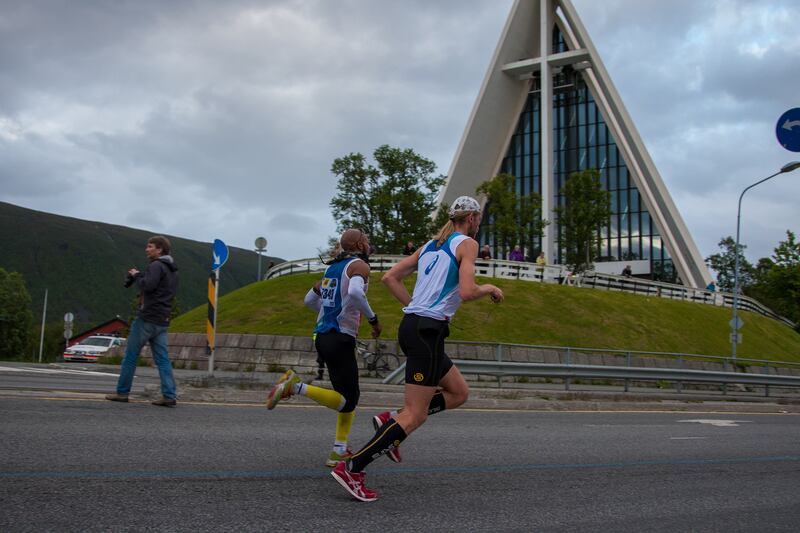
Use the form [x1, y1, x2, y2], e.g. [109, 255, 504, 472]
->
[171, 272, 800, 362]
[0, 201, 282, 325]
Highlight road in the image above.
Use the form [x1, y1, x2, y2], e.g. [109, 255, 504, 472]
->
[0, 361, 160, 394]
[1, 392, 799, 532]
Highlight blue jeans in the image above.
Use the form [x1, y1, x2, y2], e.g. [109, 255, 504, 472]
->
[116, 318, 176, 399]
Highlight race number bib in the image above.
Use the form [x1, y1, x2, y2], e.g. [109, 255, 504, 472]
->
[320, 277, 338, 307]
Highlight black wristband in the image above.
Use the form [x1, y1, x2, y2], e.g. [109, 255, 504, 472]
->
[368, 314, 379, 325]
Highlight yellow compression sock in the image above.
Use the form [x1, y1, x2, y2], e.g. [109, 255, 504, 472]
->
[302, 384, 346, 411]
[336, 410, 356, 443]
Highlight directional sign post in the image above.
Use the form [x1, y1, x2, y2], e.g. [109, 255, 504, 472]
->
[729, 315, 744, 351]
[776, 107, 800, 152]
[212, 239, 230, 271]
[64, 312, 74, 338]
[64, 312, 74, 354]
[207, 239, 229, 376]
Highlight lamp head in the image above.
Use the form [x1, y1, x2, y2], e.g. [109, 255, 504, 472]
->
[780, 161, 800, 173]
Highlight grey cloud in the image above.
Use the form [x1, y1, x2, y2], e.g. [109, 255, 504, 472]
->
[0, 0, 797, 263]
[125, 209, 164, 231]
[268, 212, 321, 234]
[0, 135, 86, 197]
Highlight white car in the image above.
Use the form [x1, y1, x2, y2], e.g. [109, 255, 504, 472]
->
[63, 335, 125, 362]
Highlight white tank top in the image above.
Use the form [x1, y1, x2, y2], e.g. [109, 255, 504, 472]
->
[403, 233, 470, 321]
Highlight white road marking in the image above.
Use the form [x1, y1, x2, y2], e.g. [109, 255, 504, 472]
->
[0, 365, 118, 377]
[678, 419, 752, 427]
[670, 436, 708, 440]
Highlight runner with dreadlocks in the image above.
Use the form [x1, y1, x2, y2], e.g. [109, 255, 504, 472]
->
[266, 228, 381, 467]
[331, 196, 504, 501]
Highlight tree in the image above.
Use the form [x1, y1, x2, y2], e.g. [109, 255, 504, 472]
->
[28, 321, 70, 363]
[772, 230, 800, 266]
[0, 268, 34, 359]
[749, 230, 800, 325]
[329, 145, 447, 253]
[554, 169, 611, 273]
[430, 202, 451, 235]
[476, 173, 547, 259]
[705, 236, 754, 292]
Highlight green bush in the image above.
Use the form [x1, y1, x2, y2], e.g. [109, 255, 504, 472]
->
[0, 269, 33, 359]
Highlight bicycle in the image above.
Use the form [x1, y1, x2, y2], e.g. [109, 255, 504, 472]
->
[356, 340, 401, 379]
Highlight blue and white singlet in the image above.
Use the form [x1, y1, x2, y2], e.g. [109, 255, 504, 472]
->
[403, 232, 470, 321]
[314, 257, 363, 337]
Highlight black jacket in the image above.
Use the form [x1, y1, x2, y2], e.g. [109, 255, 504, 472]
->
[133, 255, 179, 326]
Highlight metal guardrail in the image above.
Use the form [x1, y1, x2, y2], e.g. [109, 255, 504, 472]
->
[579, 271, 795, 327]
[450, 340, 800, 368]
[264, 255, 795, 327]
[382, 360, 800, 397]
[381, 340, 800, 396]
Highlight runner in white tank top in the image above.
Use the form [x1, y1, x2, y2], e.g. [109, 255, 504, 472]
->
[332, 196, 504, 501]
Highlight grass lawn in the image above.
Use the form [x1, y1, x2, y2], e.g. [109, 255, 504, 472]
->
[171, 272, 800, 362]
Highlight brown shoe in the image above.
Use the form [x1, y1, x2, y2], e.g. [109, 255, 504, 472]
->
[105, 393, 129, 402]
[152, 397, 177, 407]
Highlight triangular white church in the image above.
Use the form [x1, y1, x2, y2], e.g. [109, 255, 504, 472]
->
[440, 0, 711, 288]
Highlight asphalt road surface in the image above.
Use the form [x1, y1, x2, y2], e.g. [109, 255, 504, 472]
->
[0, 361, 159, 394]
[1, 394, 799, 532]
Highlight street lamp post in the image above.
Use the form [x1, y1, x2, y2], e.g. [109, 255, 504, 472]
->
[731, 161, 800, 358]
[254, 236, 268, 282]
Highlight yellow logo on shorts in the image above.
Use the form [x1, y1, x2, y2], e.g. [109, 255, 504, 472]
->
[413, 372, 424, 382]
[393, 440, 400, 447]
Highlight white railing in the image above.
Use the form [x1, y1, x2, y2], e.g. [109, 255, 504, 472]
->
[265, 255, 795, 328]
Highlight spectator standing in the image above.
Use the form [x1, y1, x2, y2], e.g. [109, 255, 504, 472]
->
[622, 265, 632, 278]
[508, 245, 524, 261]
[478, 244, 492, 260]
[106, 236, 179, 407]
[402, 241, 416, 256]
[535, 251, 546, 277]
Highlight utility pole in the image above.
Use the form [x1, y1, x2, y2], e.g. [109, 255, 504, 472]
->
[38, 289, 48, 363]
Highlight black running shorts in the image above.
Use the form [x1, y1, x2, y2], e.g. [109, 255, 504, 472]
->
[314, 330, 360, 411]
[398, 313, 453, 387]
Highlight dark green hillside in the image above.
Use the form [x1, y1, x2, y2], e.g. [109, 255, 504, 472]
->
[172, 273, 800, 362]
[0, 201, 282, 324]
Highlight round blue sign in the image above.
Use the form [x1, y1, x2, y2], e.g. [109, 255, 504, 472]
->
[776, 107, 800, 152]
[212, 238, 229, 270]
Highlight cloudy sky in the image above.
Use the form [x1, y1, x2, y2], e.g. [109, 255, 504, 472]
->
[1, 0, 798, 266]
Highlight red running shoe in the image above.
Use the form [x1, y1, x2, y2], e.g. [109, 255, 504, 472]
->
[373, 411, 402, 463]
[330, 461, 378, 502]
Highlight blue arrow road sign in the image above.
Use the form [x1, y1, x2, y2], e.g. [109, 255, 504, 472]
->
[776, 107, 800, 152]
[212, 239, 229, 270]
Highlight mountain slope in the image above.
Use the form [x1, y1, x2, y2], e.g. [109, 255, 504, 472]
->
[0, 201, 282, 325]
